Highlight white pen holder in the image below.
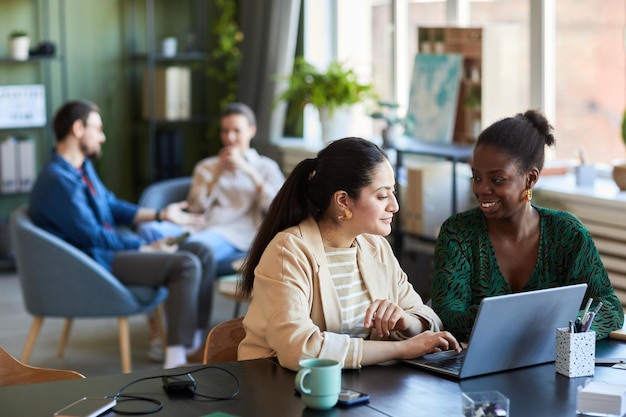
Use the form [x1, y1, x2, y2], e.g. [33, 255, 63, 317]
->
[555, 327, 595, 378]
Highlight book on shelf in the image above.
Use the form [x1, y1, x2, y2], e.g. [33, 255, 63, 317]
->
[142, 66, 191, 121]
[0, 136, 37, 193]
[0, 137, 17, 193]
[16, 138, 36, 192]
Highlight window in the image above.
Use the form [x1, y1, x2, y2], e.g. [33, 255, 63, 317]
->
[552, 0, 625, 164]
[293, 0, 626, 166]
[293, 0, 374, 146]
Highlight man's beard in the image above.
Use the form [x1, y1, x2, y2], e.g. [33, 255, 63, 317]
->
[80, 143, 101, 160]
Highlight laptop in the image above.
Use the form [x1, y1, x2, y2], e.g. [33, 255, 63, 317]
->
[405, 283, 588, 379]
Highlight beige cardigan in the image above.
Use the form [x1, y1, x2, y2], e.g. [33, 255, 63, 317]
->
[238, 217, 442, 370]
[185, 148, 284, 250]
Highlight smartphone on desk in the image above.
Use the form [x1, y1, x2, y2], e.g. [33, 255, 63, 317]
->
[337, 388, 370, 407]
[166, 231, 190, 246]
[53, 397, 116, 417]
[294, 387, 370, 407]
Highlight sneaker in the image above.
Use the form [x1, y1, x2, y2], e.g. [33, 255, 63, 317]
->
[164, 345, 187, 369]
[147, 338, 164, 362]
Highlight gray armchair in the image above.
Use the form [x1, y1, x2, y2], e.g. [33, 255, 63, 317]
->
[9, 205, 168, 373]
[138, 176, 192, 209]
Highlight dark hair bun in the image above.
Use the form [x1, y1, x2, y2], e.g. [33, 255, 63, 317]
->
[519, 109, 555, 148]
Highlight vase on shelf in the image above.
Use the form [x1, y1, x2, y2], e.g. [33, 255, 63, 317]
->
[318, 105, 355, 144]
[9, 34, 30, 61]
[382, 124, 403, 149]
[161, 37, 177, 57]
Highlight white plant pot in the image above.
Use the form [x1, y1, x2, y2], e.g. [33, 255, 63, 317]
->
[9, 36, 30, 61]
[318, 105, 355, 144]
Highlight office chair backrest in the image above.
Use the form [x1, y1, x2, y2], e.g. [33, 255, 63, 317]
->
[203, 317, 245, 364]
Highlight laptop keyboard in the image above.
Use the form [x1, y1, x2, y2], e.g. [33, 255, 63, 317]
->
[429, 355, 464, 373]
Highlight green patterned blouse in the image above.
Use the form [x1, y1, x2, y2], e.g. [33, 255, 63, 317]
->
[431, 205, 624, 341]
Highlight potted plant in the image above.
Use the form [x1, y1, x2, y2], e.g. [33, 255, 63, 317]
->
[205, 0, 242, 110]
[276, 57, 377, 143]
[612, 109, 626, 191]
[433, 29, 446, 54]
[369, 101, 404, 148]
[8, 31, 30, 61]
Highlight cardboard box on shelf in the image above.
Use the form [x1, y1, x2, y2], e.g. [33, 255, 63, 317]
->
[142, 66, 191, 121]
[400, 160, 474, 239]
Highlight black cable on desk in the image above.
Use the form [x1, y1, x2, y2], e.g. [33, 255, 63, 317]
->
[107, 365, 240, 415]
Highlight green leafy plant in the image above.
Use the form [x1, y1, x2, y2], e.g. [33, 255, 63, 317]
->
[370, 101, 403, 126]
[203, 0, 243, 154]
[433, 29, 445, 42]
[206, 0, 243, 109]
[9, 31, 27, 39]
[276, 57, 377, 129]
[369, 101, 405, 147]
[464, 85, 482, 110]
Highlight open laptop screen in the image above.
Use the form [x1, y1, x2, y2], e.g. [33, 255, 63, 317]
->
[405, 283, 588, 379]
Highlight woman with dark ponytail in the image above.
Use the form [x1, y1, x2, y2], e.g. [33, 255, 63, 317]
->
[238, 137, 460, 370]
[431, 110, 624, 341]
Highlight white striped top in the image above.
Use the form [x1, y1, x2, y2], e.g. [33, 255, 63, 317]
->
[326, 246, 372, 340]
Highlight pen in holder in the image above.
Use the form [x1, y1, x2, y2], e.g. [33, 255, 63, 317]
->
[555, 327, 595, 378]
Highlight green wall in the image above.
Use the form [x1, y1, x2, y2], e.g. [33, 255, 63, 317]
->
[0, 0, 218, 217]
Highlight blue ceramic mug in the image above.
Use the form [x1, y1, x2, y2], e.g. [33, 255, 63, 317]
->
[295, 358, 341, 410]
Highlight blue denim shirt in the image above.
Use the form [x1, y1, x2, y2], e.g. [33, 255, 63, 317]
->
[29, 152, 142, 271]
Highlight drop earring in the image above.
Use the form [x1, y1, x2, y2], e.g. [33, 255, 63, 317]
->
[525, 188, 533, 203]
[338, 209, 353, 221]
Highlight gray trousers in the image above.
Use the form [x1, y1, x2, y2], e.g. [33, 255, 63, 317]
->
[111, 241, 216, 347]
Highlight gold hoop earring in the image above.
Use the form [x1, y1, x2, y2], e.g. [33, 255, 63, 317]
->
[338, 209, 353, 222]
[525, 188, 533, 203]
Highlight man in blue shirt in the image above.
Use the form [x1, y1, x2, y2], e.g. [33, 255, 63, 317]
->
[29, 100, 215, 368]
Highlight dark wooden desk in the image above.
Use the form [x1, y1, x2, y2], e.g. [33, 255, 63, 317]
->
[1, 340, 625, 417]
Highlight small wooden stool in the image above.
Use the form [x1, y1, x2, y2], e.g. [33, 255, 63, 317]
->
[217, 274, 247, 318]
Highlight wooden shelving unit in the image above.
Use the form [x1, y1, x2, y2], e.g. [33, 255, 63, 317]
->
[417, 25, 524, 145]
[0, 0, 68, 268]
[126, 0, 210, 187]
